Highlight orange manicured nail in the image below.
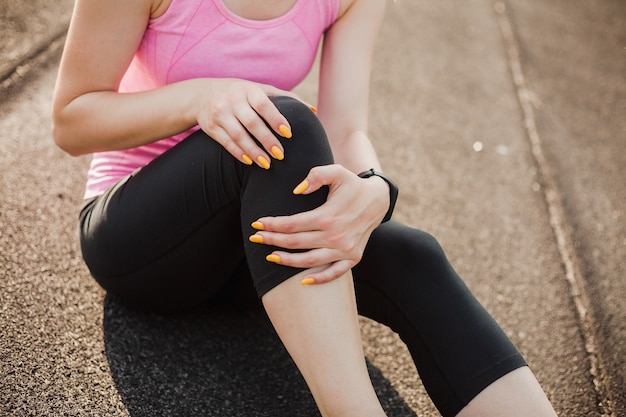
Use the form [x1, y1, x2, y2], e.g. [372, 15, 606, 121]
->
[249, 234, 263, 243]
[266, 254, 281, 264]
[270, 146, 284, 160]
[310, 106, 317, 114]
[257, 155, 270, 169]
[251, 221, 264, 230]
[293, 179, 309, 195]
[278, 124, 292, 139]
[301, 278, 315, 285]
[242, 154, 253, 165]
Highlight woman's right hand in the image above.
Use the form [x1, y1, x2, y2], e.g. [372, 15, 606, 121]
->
[195, 79, 303, 169]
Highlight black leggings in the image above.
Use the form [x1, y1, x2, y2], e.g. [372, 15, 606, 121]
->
[79, 96, 526, 417]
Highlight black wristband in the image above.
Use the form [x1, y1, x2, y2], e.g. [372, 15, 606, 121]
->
[358, 168, 399, 223]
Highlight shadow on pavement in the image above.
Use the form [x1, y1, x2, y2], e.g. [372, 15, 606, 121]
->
[102, 295, 417, 417]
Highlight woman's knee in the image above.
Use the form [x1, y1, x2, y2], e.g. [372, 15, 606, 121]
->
[241, 97, 335, 295]
[395, 226, 444, 260]
[355, 221, 460, 295]
[374, 222, 450, 269]
[270, 95, 317, 126]
[269, 96, 334, 166]
[241, 96, 334, 219]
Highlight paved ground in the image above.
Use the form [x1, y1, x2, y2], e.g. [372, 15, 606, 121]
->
[1, 1, 624, 416]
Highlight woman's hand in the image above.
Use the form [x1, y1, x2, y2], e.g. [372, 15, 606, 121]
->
[249, 164, 390, 284]
[196, 79, 306, 169]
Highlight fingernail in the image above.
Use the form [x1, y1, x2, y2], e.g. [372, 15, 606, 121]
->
[293, 179, 309, 195]
[249, 234, 263, 243]
[278, 124, 292, 139]
[266, 254, 281, 264]
[242, 154, 253, 165]
[251, 221, 264, 230]
[301, 278, 315, 285]
[270, 146, 284, 160]
[310, 106, 317, 114]
[257, 155, 271, 169]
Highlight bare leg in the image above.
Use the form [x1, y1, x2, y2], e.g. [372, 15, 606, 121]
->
[456, 367, 557, 417]
[262, 269, 387, 417]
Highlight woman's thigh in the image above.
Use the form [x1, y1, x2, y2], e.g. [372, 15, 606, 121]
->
[80, 131, 248, 311]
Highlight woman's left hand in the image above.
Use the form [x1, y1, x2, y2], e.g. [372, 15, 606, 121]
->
[249, 164, 390, 284]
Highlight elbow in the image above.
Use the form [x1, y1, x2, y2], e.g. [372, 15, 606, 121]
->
[51, 96, 92, 156]
[51, 113, 87, 157]
[52, 125, 81, 157]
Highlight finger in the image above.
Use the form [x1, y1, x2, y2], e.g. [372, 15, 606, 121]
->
[300, 260, 354, 285]
[264, 247, 337, 269]
[293, 164, 346, 195]
[235, 104, 285, 161]
[205, 124, 252, 165]
[247, 89, 293, 140]
[219, 115, 273, 169]
[248, 230, 326, 250]
[254, 208, 329, 234]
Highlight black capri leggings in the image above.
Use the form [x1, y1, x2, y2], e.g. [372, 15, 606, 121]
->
[79, 96, 526, 416]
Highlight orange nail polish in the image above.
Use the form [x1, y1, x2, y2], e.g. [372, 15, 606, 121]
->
[293, 179, 309, 195]
[270, 146, 284, 160]
[242, 154, 253, 165]
[257, 155, 271, 169]
[278, 124, 292, 139]
[251, 221, 264, 230]
[301, 278, 315, 285]
[249, 234, 263, 243]
[310, 106, 317, 114]
[266, 254, 281, 264]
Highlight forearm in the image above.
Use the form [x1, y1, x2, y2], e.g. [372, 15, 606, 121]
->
[52, 78, 202, 156]
[327, 130, 382, 174]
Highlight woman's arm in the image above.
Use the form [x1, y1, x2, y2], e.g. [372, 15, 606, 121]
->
[317, 0, 386, 174]
[52, 0, 294, 168]
[52, 0, 184, 154]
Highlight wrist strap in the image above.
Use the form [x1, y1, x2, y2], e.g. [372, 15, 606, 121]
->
[358, 168, 399, 223]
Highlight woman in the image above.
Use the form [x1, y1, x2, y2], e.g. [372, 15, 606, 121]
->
[52, 0, 557, 415]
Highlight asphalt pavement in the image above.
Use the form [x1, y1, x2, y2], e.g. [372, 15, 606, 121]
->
[1, 1, 624, 416]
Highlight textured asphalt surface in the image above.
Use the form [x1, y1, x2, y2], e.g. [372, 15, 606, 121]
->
[1, 1, 624, 416]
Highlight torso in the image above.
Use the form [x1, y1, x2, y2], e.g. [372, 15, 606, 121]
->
[151, 0, 353, 21]
[213, 0, 299, 20]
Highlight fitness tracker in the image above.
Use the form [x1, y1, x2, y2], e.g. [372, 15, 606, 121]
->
[358, 168, 399, 223]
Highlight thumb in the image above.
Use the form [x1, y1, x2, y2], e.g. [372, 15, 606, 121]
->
[292, 164, 344, 195]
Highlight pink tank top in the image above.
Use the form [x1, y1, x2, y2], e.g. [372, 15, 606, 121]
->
[84, 0, 340, 198]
